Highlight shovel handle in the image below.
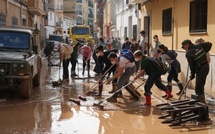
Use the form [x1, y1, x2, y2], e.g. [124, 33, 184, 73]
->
[178, 79, 192, 100]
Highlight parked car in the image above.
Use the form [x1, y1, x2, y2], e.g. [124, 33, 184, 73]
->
[0, 27, 42, 99]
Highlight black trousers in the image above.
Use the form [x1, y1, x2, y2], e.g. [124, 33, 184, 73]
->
[144, 72, 167, 96]
[167, 67, 180, 83]
[63, 59, 70, 79]
[195, 63, 209, 95]
[70, 55, 77, 72]
[83, 57, 90, 72]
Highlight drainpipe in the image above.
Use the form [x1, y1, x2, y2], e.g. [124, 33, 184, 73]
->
[6, 0, 9, 15]
[172, 0, 175, 50]
[171, 17, 174, 50]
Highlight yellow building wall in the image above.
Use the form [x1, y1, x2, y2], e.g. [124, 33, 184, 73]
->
[140, 0, 215, 97]
[141, 0, 215, 54]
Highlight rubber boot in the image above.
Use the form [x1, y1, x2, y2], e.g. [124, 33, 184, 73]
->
[197, 94, 206, 103]
[165, 90, 173, 100]
[109, 85, 117, 93]
[162, 85, 172, 98]
[71, 71, 78, 77]
[142, 96, 151, 106]
[176, 83, 184, 95]
[96, 81, 103, 97]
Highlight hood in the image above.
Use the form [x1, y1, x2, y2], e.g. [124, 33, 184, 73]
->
[0, 52, 29, 60]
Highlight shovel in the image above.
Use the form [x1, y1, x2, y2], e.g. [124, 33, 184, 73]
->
[178, 79, 192, 100]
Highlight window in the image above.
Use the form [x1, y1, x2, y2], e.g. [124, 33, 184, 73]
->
[0, 31, 30, 49]
[12, 16, 18, 26]
[133, 25, 137, 39]
[72, 27, 89, 35]
[22, 19, 26, 26]
[0, 13, 6, 26]
[190, 0, 207, 33]
[50, 12, 52, 21]
[162, 8, 172, 34]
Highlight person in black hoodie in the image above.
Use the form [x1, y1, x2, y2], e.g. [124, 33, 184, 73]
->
[181, 39, 212, 103]
[95, 45, 118, 96]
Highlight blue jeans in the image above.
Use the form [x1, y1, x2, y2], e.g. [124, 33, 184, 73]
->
[113, 65, 136, 98]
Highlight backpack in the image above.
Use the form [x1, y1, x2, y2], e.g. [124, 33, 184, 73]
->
[166, 50, 177, 59]
[120, 49, 135, 62]
[122, 41, 132, 50]
[148, 57, 168, 74]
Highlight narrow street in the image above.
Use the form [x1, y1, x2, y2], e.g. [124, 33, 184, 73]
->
[0, 55, 214, 134]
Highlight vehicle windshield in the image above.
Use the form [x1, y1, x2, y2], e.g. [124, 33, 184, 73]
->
[49, 35, 62, 42]
[72, 27, 89, 35]
[0, 31, 30, 49]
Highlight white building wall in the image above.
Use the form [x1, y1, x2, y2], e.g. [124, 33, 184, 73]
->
[45, 11, 55, 39]
[62, 17, 76, 40]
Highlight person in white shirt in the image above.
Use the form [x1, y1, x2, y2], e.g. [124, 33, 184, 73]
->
[140, 30, 148, 54]
[55, 42, 73, 81]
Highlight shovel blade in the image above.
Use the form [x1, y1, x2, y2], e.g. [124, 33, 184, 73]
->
[69, 98, 81, 106]
[78, 96, 87, 101]
[93, 103, 104, 110]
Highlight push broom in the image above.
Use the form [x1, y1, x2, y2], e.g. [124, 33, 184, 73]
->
[69, 64, 115, 105]
[93, 80, 146, 110]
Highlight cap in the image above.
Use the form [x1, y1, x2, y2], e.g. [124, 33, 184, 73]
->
[158, 44, 165, 50]
[181, 39, 192, 45]
[181, 39, 192, 48]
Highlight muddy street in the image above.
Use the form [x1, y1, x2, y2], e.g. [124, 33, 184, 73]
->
[0, 56, 215, 134]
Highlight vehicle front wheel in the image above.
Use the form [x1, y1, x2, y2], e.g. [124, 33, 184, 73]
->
[20, 75, 32, 99]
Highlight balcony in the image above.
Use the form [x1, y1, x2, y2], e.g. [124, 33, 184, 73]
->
[56, 5, 63, 12]
[76, 0, 82, 3]
[76, 11, 82, 16]
[55, 21, 63, 28]
[27, 0, 44, 16]
[88, 2, 93, 8]
[132, 0, 150, 4]
[88, 14, 93, 19]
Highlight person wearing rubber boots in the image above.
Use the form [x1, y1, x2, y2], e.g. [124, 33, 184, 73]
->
[80, 41, 92, 77]
[181, 39, 212, 103]
[106, 51, 139, 103]
[95, 45, 118, 97]
[132, 50, 173, 106]
[157, 44, 184, 97]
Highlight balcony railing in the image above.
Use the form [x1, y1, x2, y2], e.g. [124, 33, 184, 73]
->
[76, 11, 82, 16]
[88, 14, 93, 19]
[56, 21, 62, 27]
[88, 2, 93, 8]
[56, 5, 63, 11]
[76, 0, 82, 3]
[27, 0, 44, 15]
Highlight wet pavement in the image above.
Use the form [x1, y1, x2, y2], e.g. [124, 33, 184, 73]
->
[0, 55, 215, 134]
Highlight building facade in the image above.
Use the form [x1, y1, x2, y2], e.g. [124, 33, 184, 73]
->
[101, 0, 141, 41]
[132, 0, 215, 97]
[0, 0, 46, 48]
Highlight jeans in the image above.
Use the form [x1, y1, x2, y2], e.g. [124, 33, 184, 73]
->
[113, 65, 136, 98]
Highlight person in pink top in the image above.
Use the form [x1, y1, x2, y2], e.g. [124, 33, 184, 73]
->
[81, 41, 92, 77]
